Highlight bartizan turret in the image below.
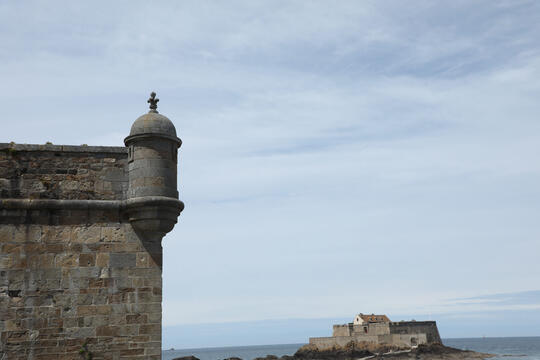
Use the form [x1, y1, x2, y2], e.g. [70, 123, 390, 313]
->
[124, 92, 184, 241]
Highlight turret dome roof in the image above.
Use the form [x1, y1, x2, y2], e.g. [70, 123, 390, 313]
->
[128, 112, 177, 138]
[125, 92, 181, 145]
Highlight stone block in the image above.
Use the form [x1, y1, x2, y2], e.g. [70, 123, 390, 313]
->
[0, 225, 13, 242]
[110, 303, 130, 315]
[95, 305, 112, 315]
[62, 317, 78, 328]
[132, 303, 161, 314]
[75, 294, 93, 306]
[76, 305, 96, 316]
[147, 312, 161, 324]
[47, 317, 63, 327]
[132, 277, 145, 287]
[109, 253, 136, 268]
[45, 244, 65, 253]
[96, 325, 138, 337]
[1, 244, 22, 254]
[120, 348, 144, 356]
[71, 226, 101, 243]
[79, 253, 95, 267]
[0, 254, 12, 268]
[55, 253, 78, 268]
[135, 252, 149, 267]
[83, 315, 109, 327]
[65, 326, 95, 338]
[96, 253, 109, 267]
[42, 226, 71, 244]
[101, 226, 125, 243]
[27, 254, 55, 269]
[139, 324, 160, 335]
[112, 243, 142, 252]
[145, 346, 162, 355]
[4, 319, 21, 331]
[78, 267, 100, 278]
[136, 291, 160, 303]
[13, 225, 41, 243]
[99, 267, 111, 279]
[92, 293, 107, 305]
[126, 314, 147, 324]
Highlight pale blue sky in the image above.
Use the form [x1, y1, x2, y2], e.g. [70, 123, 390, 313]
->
[1, 0, 540, 347]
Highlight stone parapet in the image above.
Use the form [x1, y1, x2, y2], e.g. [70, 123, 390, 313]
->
[0, 143, 127, 154]
[0, 143, 128, 200]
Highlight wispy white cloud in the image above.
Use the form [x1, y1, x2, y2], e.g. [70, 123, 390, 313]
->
[1, 0, 540, 337]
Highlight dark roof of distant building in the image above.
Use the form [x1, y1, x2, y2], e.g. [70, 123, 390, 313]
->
[359, 313, 390, 323]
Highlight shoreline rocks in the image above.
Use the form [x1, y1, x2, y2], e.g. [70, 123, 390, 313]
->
[295, 341, 409, 358]
[377, 343, 495, 360]
[297, 343, 496, 360]
[173, 342, 495, 360]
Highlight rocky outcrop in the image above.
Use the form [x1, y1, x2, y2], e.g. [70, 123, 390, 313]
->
[294, 341, 394, 360]
[173, 356, 201, 360]
[377, 343, 495, 360]
[217, 342, 494, 360]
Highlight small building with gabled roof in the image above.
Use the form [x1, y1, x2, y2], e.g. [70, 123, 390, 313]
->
[354, 313, 391, 325]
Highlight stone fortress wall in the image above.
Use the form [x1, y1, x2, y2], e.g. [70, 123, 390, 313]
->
[389, 321, 441, 344]
[0, 93, 183, 359]
[310, 315, 441, 350]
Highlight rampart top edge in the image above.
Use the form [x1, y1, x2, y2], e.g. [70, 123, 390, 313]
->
[0, 143, 127, 154]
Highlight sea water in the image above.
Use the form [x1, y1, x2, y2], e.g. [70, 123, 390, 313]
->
[445, 337, 540, 360]
[162, 343, 304, 360]
[162, 337, 540, 360]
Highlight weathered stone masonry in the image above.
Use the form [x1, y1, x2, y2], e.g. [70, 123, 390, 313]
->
[0, 94, 183, 359]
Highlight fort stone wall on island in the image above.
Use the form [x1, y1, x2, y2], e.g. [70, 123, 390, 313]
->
[389, 321, 441, 344]
[310, 315, 442, 350]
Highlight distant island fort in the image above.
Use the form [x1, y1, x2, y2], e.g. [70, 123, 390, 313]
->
[309, 313, 442, 349]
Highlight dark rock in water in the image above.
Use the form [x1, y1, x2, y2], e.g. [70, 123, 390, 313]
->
[293, 343, 494, 360]
[253, 356, 279, 360]
[294, 344, 372, 360]
[222, 343, 493, 360]
[369, 344, 494, 360]
[416, 343, 463, 355]
[173, 356, 201, 360]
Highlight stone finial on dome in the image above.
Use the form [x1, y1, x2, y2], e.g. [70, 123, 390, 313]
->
[147, 91, 159, 113]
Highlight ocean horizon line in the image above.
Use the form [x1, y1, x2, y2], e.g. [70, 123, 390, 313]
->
[164, 336, 540, 352]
